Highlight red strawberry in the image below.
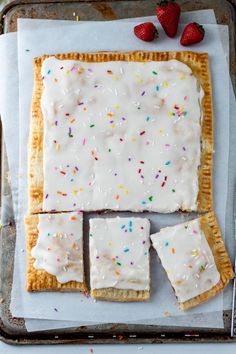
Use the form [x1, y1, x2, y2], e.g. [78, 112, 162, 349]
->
[180, 22, 205, 46]
[156, 0, 181, 38]
[134, 22, 158, 42]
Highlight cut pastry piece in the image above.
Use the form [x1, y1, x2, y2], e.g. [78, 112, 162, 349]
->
[29, 51, 213, 214]
[151, 212, 234, 310]
[89, 217, 150, 301]
[25, 211, 86, 292]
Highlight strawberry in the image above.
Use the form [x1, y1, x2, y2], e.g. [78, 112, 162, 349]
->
[180, 22, 205, 46]
[156, 0, 181, 38]
[134, 22, 158, 42]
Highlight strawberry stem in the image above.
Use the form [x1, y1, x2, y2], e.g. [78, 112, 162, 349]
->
[194, 22, 205, 34]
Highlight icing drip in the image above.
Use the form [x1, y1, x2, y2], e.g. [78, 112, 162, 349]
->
[41, 57, 202, 212]
[89, 217, 150, 291]
[151, 219, 220, 303]
[31, 212, 83, 283]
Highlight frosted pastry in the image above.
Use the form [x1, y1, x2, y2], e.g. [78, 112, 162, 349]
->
[89, 217, 150, 301]
[151, 212, 234, 310]
[28, 51, 213, 214]
[25, 212, 86, 292]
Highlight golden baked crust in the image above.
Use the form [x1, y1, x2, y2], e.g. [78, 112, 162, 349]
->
[180, 212, 234, 310]
[29, 51, 213, 213]
[91, 288, 150, 302]
[25, 214, 87, 292]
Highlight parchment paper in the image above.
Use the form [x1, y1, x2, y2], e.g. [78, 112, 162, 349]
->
[9, 16, 231, 323]
[0, 16, 225, 332]
[25, 311, 224, 332]
[0, 32, 19, 220]
[26, 16, 236, 336]
[0, 8, 233, 331]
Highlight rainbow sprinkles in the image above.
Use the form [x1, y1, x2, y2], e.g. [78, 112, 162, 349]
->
[151, 212, 234, 310]
[89, 217, 150, 301]
[28, 51, 213, 214]
[25, 51, 226, 307]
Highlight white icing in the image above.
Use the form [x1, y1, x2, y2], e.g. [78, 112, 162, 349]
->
[31, 212, 83, 283]
[151, 219, 220, 303]
[41, 57, 202, 212]
[89, 217, 150, 291]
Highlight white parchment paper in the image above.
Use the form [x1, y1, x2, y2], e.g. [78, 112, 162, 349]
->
[0, 32, 19, 220]
[9, 16, 231, 323]
[0, 15, 226, 332]
[0, 9, 232, 329]
[25, 311, 224, 332]
[25, 53, 236, 331]
[27, 26, 235, 331]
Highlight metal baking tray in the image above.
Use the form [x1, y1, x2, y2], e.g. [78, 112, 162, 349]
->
[0, 0, 235, 345]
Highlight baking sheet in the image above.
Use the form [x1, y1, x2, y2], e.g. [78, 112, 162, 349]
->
[0, 8, 232, 330]
[115, 9, 218, 24]
[0, 10, 225, 331]
[9, 18, 230, 323]
[0, 11, 230, 331]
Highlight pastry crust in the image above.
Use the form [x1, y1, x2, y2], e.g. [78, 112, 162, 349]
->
[29, 51, 213, 213]
[91, 288, 150, 302]
[180, 212, 234, 310]
[25, 214, 87, 292]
